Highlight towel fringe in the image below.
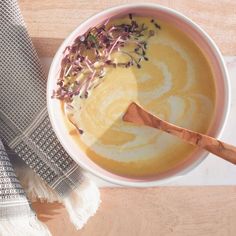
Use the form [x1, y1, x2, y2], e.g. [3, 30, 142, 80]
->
[14, 166, 61, 203]
[0, 214, 51, 236]
[63, 177, 101, 229]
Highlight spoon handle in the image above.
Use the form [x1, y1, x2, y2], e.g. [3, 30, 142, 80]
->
[123, 102, 236, 164]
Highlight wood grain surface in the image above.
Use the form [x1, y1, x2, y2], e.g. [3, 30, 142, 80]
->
[18, 0, 236, 235]
[19, 0, 236, 57]
[33, 187, 236, 236]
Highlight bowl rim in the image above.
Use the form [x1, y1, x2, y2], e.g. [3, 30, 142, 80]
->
[47, 3, 231, 187]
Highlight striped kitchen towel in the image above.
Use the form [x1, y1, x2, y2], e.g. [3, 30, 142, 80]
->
[0, 0, 100, 234]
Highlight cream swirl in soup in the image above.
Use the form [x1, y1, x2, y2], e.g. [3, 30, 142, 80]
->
[65, 17, 215, 177]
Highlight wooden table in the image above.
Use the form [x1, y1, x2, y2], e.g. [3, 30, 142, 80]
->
[19, 1, 236, 235]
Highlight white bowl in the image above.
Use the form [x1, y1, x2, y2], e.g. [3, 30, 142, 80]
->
[47, 3, 230, 187]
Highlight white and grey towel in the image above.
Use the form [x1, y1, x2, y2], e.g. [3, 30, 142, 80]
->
[0, 140, 51, 235]
[0, 0, 100, 234]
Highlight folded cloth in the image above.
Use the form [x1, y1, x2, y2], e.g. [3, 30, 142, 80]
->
[0, 139, 51, 236]
[0, 0, 100, 231]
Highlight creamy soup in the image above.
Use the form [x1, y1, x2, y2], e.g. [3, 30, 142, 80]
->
[63, 16, 216, 178]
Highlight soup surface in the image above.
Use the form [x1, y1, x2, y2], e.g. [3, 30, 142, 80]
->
[64, 16, 216, 177]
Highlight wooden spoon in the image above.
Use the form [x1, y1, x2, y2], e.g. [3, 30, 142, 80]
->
[123, 102, 236, 164]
